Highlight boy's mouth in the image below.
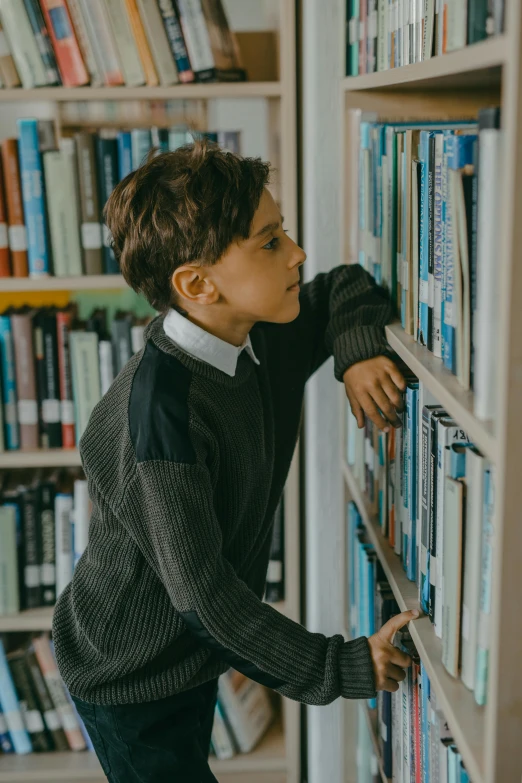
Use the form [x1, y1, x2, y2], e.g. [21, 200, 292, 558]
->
[287, 282, 300, 292]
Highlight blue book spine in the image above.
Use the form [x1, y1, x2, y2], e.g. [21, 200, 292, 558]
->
[406, 383, 419, 581]
[475, 466, 494, 706]
[442, 131, 454, 370]
[402, 389, 411, 572]
[0, 701, 14, 753]
[433, 132, 444, 357]
[0, 639, 32, 754]
[0, 315, 20, 449]
[156, 0, 194, 80]
[359, 122, 372, 272]
[348, 502, 359, 639]
[357, 540, 365, 638]
[131, 129, 152, 171]
[418, 131, 431, 346]
[367, 553, 377, 709]
[17, 119, 51, 276]
[117, 132, 132, 181]
[350, 0, 360, 75]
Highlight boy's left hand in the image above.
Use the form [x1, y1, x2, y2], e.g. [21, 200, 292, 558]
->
[343, 356, 406, 432]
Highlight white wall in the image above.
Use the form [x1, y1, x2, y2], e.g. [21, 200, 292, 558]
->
[301, 1, 357, 781]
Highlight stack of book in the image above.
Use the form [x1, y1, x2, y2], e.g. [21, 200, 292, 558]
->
[0, 118, 241, 278]
[356, 109, 503, 420]
[0, 303, 151, 452]
[345, 0, 505, 76]
[347, 373, 494, 705]
[264, 499, 285, 604]
[0, 0, 245, 89]
[349, 515, 473, 781]
[0, 633, 275, 758]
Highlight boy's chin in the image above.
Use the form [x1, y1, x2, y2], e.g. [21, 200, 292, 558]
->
[263, 299, 301, 325]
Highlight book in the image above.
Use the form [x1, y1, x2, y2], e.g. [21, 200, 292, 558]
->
[264, 500, 284, 603]
[103, 0, 146, 87]
[66, 0, 103, 85]
[117, 131, 133, 180]
[131, 129, 152, 169]
[38, 478, 57, 606]
[211, 699, 236, 760]
[20, 0, 60, 84]
[95, 135, 119, 274]
[0, 702, 15, 752]
[156, 0, 195, 82]
[474, 464, 495, 706]
[17, 119, 52, 277]
[24, 642, 69, 751]
[72, 479, 90, 567]
[177, 0, 245, 82]
[136, 0, 179, 85]
[0, 20, 21, 87]
[111, 311, 133, 375]
[33, 308, 62, 448]
[0, 639, 32, 754]
[6, 647, 51, 751]
[55, 488, 74, 598]
[69, 330, 102, 445]
[1, 139, 29, 277]
[75, 133, 103, 275]
[217, 670, 273, 753]
[468, 0, 488, 43]
[0, 313, 20, 449]
[56, 308, 76, 448]
[123, 0, 159, 86]
[442, 473, 466, 678]
[0, 506, 19, 615]
[40, 0, 89, 86]
[44, 138, 83, 277]
[21, 480, 42, 609]
[11, 309, 39, 449]
[0, 0, 47, 87]
[75, 0, 124, 85]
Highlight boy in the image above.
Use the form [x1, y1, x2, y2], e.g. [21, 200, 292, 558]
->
[53, 141, 418, 783]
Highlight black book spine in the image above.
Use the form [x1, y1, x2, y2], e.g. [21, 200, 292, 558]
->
[25, 645, 69, 751]
[156, 0, 195, 81]
[96, 137, 120, 275]
[33, 311, 46, 448]
[21, 0, 62, 85]
[39, 481, 56, 606]
[468, 0, 488, 43]
[428, 411, 445, 623]
[264, 500, 284, 604]
[427, 134, 435, 352]
[41, 310, 62, 448]
[7, 652, 51, 752]
[111, 317, 133, 376]
[22, 486, 42, 609]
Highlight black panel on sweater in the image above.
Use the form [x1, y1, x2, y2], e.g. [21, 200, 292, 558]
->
[129, 341, 196, 464]
[181, 610, 285, 689]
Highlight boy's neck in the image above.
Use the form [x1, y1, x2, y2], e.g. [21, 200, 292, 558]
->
[183, 308, 255, 348]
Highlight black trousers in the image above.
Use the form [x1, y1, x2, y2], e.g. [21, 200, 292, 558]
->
[72, 680, 219, 783]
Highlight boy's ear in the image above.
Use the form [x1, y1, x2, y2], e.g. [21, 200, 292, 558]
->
[171, 265, 219, 306]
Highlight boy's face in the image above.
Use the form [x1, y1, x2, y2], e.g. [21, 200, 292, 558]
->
[204, 189, 307, 324]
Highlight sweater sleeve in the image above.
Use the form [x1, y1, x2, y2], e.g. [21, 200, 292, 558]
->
[119, 456, 376, 706]
[276, 263, 395, 381]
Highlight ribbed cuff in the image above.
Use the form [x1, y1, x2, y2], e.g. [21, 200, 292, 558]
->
[339, 637, 377, 700]
[333, 325, 394, 381]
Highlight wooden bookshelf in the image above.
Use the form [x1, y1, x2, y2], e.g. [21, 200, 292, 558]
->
[340, 3, 522, 779]
[0, 83, 282, 102]
[0, 2, 300, 782]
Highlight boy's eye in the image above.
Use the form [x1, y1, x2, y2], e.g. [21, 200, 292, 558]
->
[263, 237, 279, 251]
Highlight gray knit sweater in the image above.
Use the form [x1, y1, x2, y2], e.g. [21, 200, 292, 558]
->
[52, 264, 393, 706]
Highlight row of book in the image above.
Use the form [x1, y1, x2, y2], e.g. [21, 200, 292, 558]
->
[0, 304, 152, 451]
[0, 470, 285, 615]
[345, 0, 504, 76]
[349, 510, 471, 782]
[0, 119, 241, 279]
[0, 0, 245, 89]
[358, 109, 503, 421]
[346, 376, 494, 704]
[0, 633, 275, 757]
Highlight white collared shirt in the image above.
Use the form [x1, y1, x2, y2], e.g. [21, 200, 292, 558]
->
[163, 308, 260, 377]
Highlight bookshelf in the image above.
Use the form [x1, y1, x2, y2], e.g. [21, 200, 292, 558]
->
[0, 2, 300, 782]
[339, 1, 522, 781]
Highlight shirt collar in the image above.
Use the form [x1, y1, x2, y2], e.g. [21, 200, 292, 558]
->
[163, 308, 260, 377]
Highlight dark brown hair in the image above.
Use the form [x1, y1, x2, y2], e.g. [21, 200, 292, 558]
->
[105, 139, 271, 312]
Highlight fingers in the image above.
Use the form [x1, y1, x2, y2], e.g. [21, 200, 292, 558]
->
[389, 646, 413, 669]
[381, 376, 404, 413]
[358, 392, 390, 432]
[382, 678, 400, 693]
[348, 392, 365, 429]
[380, 609, 420, 642]
[368, 386, 402, 428]
[386, 361, 407, 392]
[387, 662, 407, 683]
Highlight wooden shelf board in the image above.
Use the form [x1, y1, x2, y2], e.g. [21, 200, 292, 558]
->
[385, 323, 496, 461]
[343, 37, 505, 92]
[342, 461, 486, 783]
[0, 718, 286, 780]
[0, 449, 81, 469]
[0, 83, 282, 102]
[0, 275, 127, 292]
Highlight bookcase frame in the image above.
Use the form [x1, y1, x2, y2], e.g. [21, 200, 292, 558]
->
[0, 2, 300, 782]
[340, 3, 522, 782]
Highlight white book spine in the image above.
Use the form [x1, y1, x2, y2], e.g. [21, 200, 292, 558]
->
[433, 132, 444, 357]
[135, 0, 178, 85]
[76, 0, 122, 84]
[0, 0, 47, 88]
[474, 128, 503, 421]
[474, 465, 495, 706]
[131, 325, 145, 354]
[103, 0, 146, 86]
[211, 701, 235, 760]
[460, 448, 484, 691]
[73, 480, 90, 567]
[176, 0, 214, 73]
[70, 331, 101, 442]
[43, 152, 76, 277]
[377, 0, 387, 71]
[0, 507, 19, 614]
[55, 493, 74, 598]
[217, 675, 272, 754]
[441, 476, 464, 677]
[58, 138, 83, 276]
[99, 340, 114, 396]
[67, 0, 104, 85]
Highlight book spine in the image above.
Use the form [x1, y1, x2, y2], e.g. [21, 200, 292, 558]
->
[21, 0, 61, 85]
[40, 0, 89, 86]
[43, 151, 68, 276]
[69, 331, 101, 444]
[0, 316, 20, 449]
[103, 0, 146, 87]
[95, 137, 119, 274]
[72, 480, 90, 567]
[468, 0, 488, 43]
[442, 131, 454, 371]
[123, 0, 160, 86]
[418, 131, 429, 346]
[441, 476, 465, 677]
[433, 132, 443, 358]
[0, 506, 19, 614]
[11, 312, 39, 449]
[22, 485, 42, 609]
[419, 406, 432, 612]
[0, 0, 47, 87]
[75, 133, 103, 275]
[25, 645, 69, 751]
[76, 0, 124, 85]
[99, 339, 114, 396]
[157, 0, 195, 82]
[136, 0, 179, 85]
[8, 651, 51, 751]
[131, 129, 152, 170]
[265, 500, 284, 603]
[54, 493, 74, 597]
[474, 465, 494, 706]
[117, 132, 133, 180]
[66, 0, 103, 85]
[17, 119, 51, 277]
[211, 699, 236, 760]
[0, 151, 11, 276]
[406, 384, 418, 582]
[427, 132, 436, 352]
[1, 139, 29, 277]
[176, 0, 215, 79]
[32, 635, 86, 750]
[40, 311, 62, 448]
[0, 640, 32, 754]
[0, 21, 22, 87]
[56, 310, 76, 448]
[60, 138, 83, 275]
[0, 702, 15, 752]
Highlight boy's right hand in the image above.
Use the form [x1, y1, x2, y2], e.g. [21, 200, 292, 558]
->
[367, 609, 420, 692]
